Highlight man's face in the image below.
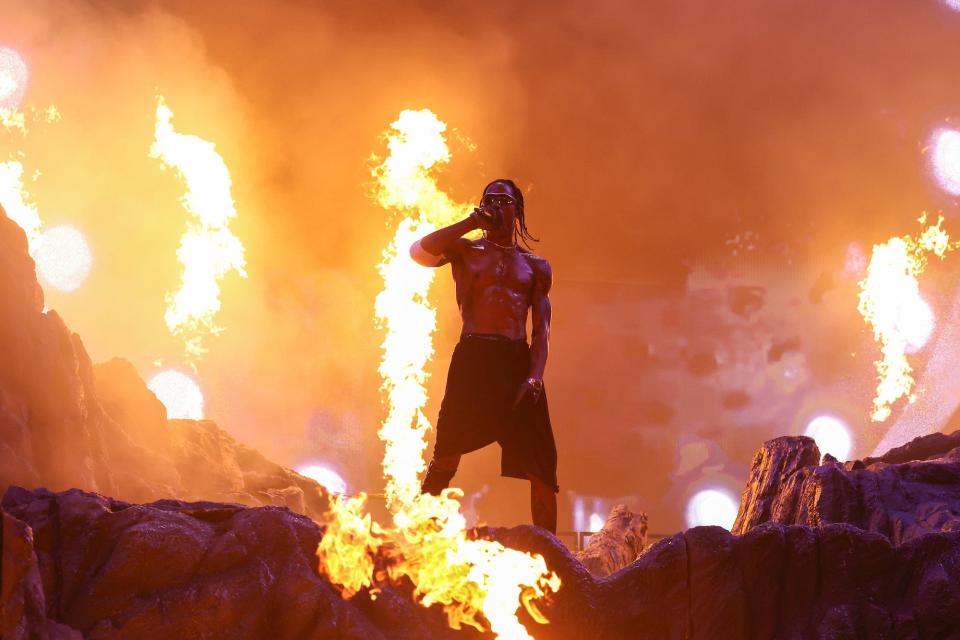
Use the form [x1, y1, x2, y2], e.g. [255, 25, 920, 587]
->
[481, 183, 518, 233]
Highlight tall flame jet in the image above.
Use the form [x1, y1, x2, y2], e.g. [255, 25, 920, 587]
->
[1, 97, 61, 258]
[317, 110, 559, 640]
[150, 96, 247, 363]
[0, 160, 41, 250]
[858, 214, 958, 421]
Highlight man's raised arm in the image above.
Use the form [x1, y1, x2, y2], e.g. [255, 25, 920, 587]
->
[409, 215, 480, 267]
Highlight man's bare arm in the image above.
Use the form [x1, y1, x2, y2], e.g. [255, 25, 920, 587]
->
[409, 216, 479, 267]
[528, 259, 553, 381]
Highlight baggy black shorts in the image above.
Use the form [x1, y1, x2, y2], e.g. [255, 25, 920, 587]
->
[433, 333, 559, 492]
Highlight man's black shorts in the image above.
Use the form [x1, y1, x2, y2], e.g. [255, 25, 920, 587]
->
[433, 333, 558, 492]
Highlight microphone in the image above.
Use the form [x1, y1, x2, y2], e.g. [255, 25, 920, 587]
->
[476, 204, 503, 230]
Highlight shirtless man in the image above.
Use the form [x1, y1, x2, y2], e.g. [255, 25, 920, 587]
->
[409, 178, 558, 533]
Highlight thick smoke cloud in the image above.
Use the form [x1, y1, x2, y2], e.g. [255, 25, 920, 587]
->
[3, 0, 960, 532]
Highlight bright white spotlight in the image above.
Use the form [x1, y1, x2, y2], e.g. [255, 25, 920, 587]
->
[945, 0, 960, 11]
[147, 370, 204, 420]
[297, 465, 347, 495]
[588, 512, 604, 532]
[804, 415, 852, 462]
[0, 47, 28, 110]
[931, 128, 960, 196]
[34, 225, 92, 292]
[685, 488, 738, 530]
[897, 293, 934, 353]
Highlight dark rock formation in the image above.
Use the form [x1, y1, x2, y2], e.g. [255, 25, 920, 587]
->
[1, 508, 82, 639]
[0, 486, 462, 640]
[862, 430, 960, 467]
[734, 432, 960, 544]
[0, 205, 328, 522]
[5, 487, 960, 639]
[732, 435, 820, 535]
[575, 505, 647, 577]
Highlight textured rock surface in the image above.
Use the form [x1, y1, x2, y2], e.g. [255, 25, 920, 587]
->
[4, 487, 960, 639]
[0, 206, 328, 522]
[575, 504, 648, 577]
[733, 431, 960, 544]
[0, 509, 83, 639]
[732, 435, 821, 535]
[0, 487, 468, 640]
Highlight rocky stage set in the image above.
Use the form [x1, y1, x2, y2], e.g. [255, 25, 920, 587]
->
[2, 207, 960, 638]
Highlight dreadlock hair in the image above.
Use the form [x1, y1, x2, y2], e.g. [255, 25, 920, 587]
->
[481, 178, 539, 250]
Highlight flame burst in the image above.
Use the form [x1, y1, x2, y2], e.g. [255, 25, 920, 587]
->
[0, 104, 61, 251]
[316, 110, 559, 639]
[150, 96, 247, 363]
[0, 160, 42, 248]
[858, 214, 958, 421]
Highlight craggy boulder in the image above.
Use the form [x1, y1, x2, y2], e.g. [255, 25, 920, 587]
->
[4, 487, 960, 639]
[733, 431, 960, 544]
[0, 487, 466, 640]
[575, 504, 648, 577]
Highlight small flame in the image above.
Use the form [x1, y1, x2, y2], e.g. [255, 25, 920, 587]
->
[0, 103, 60, 247]
[150, 96, 247, 364]
[858, 214, 958, 421]
[0, 108, 26, 134]
[0, 160, 42, 249]
[317, 110, 559, 639]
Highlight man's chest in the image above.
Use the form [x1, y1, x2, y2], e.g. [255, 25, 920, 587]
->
[458, 246, 536, 292]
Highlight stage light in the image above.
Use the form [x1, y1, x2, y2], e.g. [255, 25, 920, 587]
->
[147, 370, 204, 420]
[685, 488, 738, 530]
[898, 293, 934, 353]
[298, 465, 347, 495]
[34, 225, 92, 292]
[0, 47, 27, 110]
[804, 415, 852, 462]
[931, 128, 960, 196]
[588, 512, 604, 532]
[945, 0, 960, 12]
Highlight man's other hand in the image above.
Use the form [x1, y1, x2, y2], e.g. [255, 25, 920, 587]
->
[512, 378, 543, 409]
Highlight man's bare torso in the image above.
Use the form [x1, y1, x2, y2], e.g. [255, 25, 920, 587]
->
[450, 238, 548, 340]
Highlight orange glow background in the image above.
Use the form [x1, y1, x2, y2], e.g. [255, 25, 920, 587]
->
[5, 0, 960, 532]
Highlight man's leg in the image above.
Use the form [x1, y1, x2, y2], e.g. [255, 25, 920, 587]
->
[528, 474, 557, 534]
[421, 454, 461, 495]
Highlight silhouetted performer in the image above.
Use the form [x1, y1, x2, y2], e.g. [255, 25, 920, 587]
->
[410, 179, 558, 533]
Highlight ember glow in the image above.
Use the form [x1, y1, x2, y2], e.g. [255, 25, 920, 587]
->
[0, 47, 27, 110]
[317, 110, 559, 639]
[147, 369, 204, 420]
[150, 96, 247, 364]
[34, 225, 92, 292]
[931, 128, 960, 196]
[858, 215, 958, 421]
